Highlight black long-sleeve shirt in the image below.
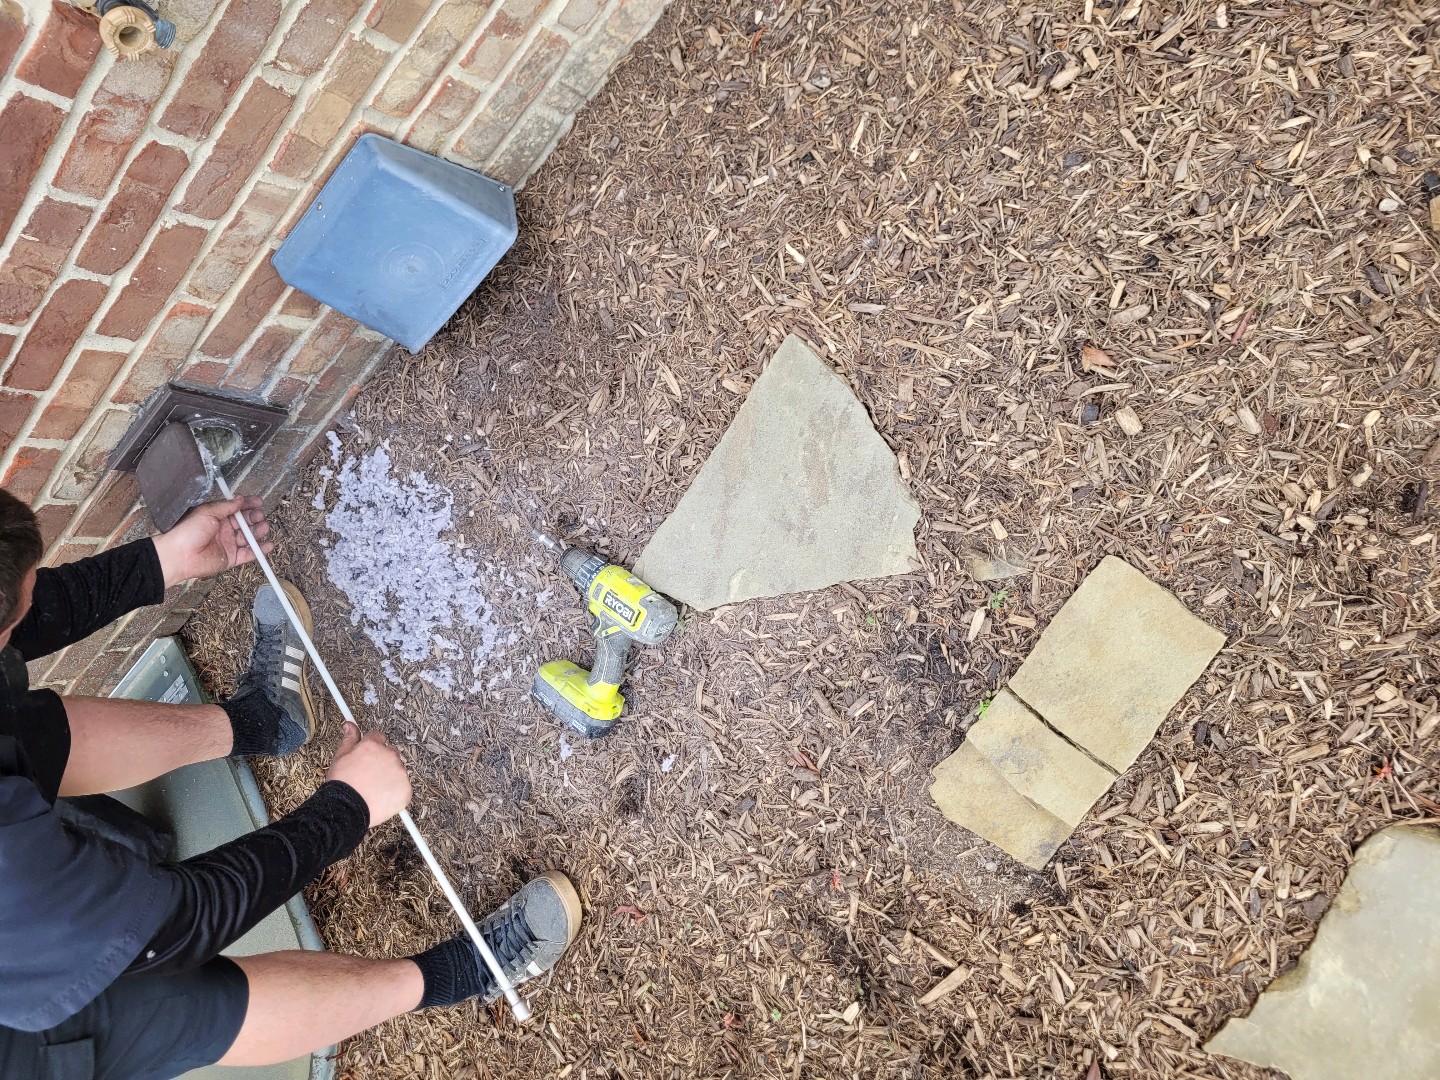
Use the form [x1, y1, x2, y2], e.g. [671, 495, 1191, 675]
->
[0, 539, 367, 1031]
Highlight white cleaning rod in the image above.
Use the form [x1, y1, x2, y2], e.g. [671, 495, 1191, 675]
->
[214, 474, 532, 1023]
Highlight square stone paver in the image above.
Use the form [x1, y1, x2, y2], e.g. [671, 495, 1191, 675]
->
[1206, 825, 1440, 1080]
[634, 335, 920, 610]
[930, 742, 1074, 869]
[1007, 556, 1225, 772]
[963, 689, 1116, 828]
[931, 557, 1224, 867]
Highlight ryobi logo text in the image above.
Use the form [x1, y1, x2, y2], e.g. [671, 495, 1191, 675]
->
[603, 592, 637, 623]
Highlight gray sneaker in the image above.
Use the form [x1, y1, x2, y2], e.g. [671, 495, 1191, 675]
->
[472, 871, 583, 1003]
[234, 580, 318, 755]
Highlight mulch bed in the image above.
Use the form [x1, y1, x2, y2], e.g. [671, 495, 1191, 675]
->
[184, 1, 1440, 1076]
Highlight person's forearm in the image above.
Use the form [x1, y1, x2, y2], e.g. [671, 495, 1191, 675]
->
[126, 781, 370, 975]
[9, 540, 166, 661]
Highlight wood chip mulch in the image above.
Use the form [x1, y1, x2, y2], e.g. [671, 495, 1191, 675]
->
[185, 1, 1440, 1077]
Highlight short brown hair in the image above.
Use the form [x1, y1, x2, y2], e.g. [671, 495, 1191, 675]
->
[0, 489, 43, 630]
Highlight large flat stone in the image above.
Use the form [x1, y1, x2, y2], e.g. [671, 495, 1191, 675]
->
[1206, 825, 1440, 1080]
[1008, 556, 1224, 771]
[634, 335, 920, 610]
[929, 742, 1073, 869]
[965, 689, 1116, 828]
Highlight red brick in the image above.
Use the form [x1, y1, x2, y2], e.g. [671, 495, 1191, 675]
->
[3, 279, 108, 391]
[331, 329, 385, 376]
[198, 261, 285, 358]
[53, 51, 176, 198]
[176, 80, 295, 219]
[39, 629, 113, 686]
[488, 30, 567, 124]
[271, 38, 386, 179]
[2, 446, 60, 501]
[604, 0, 665, 39]
[453, 112, 505, 163]
[92, 643, 145, 695]
[0, 390, 37, 451]
[0, 94, 65, 242]
[16, 1, 100, 98]
[484, 106, 565, 186]
[106, 505, 149, 545]
[158, 0, 282, 138]
[177, 359, 229, 387]
[114, 354, 179, 406]
[32, 349, 128, 439]
[288, 310, 354, 375]
[224, 324, 298, 391]
[71, 469, 137, 538]
[557, 0, 599, 32]
[367, 0, 428, 42]
[268, 375, 308, 407]
[31, 500, 76, 548]
[374, 0, 488, 117]
[461, 2, 537, 81]
[296, 365, 344, 424]
[97, 224, 208, 339]
[455, 31, 569, 163]
[242, 424, 308, 491]
[0, 197, 91, 323]
[0, 0, 26, 80]
[44, 539, 98, 567]
[112, 301, 213, 404]
[407, 77, 482, 153]
[76, 143, 190, 274]
[53, 408, 132, 500]
[189, 181, 296, 302]
[279, 288, 322, 319]
[275, 0, 367, 75]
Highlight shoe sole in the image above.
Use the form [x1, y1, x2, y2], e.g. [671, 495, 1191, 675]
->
[275, 579, 319, 743]
[536, 870, 584, 945]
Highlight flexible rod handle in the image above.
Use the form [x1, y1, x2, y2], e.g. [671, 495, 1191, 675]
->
[213, 474, 531, 1023]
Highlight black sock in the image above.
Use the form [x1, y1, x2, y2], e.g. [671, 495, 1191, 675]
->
[410, 935, 486, 1010]
[222, 687, 284, 756]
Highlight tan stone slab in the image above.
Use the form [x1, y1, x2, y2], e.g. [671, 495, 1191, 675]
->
[1206, 825, 1440, 1080]
[929, 742, 1072, 869]
[965, 689, 1116, 828]
[634, 335, 920, 610]
[1008, 556, 1224, 771]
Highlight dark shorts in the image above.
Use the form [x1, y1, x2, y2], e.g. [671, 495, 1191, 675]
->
[2, 685, 70, 803]
[0, 957, 249, 1080]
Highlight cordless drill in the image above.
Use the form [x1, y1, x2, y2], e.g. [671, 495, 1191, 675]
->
[531, 536, 679, 738]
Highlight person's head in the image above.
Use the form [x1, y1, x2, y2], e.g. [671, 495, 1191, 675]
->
[0, 489, 42, 650]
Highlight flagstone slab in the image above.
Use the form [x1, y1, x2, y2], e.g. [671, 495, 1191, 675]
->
[1206, 825, 1440, 1080]
[1007, 556, 1225, 771]
[634, 335, 920, 610]
[964, 689, 1117, 828]
[930, 742, 1073, 869]
[931, 557, 1224, 868]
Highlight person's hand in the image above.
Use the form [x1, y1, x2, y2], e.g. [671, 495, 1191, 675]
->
[151, 497, 272, 587]
[326, 725, 412, 828]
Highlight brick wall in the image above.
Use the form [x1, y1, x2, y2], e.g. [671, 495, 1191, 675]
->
[1, 0, 667, 694]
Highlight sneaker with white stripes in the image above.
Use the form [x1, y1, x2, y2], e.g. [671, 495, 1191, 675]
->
[233, 580, 318, 756]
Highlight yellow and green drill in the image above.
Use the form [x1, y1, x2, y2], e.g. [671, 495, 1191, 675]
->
[531, 535, 678, 738]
